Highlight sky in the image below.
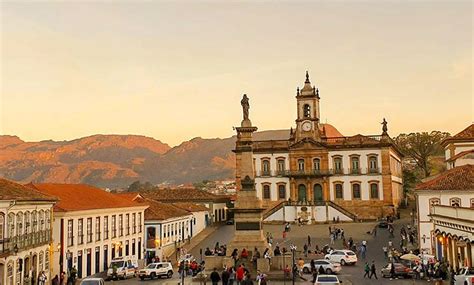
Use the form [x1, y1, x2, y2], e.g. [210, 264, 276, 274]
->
[1, 0, 472, 146]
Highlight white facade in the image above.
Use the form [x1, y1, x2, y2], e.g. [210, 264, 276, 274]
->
[0, 201, 54, 285]
[415, 190, 474, 254]
[254, 153, 291, 201]
[53, 206, 146, 279]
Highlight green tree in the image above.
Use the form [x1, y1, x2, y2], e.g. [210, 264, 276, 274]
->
[394, 131, 450, 178]
[128, 180, 142, 192]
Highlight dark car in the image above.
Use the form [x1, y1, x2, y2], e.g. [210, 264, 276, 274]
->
[226, 219, 235, 225]
[378, 218, 388, 228]
[381, 263, 414, 278]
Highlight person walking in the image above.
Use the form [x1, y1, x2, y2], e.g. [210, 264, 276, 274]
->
[307, 235, 311, 247]
[222, 267, 230, 285]
[211, 268, 221, 285]
[369, 261, 378, 279]
[38, 271, 47, 285]
[236, 264, 245, 285]
[228, 267, 236, 285]
[241, 274, 254, 285]
[363, 262, 370, 278]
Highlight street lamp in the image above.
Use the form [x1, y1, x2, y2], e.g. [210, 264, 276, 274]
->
[289, 244, 297, 285]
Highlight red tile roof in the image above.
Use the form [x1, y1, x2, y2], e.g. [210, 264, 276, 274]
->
[172, 202, 209, 212]
[30, 183, 145, 212]
[442, 124, 474, 146]
[415, 164, 474, 191]
[141, 188, 230, 203]
[0, 178, 57, 202]
[447, 150, 474, 162]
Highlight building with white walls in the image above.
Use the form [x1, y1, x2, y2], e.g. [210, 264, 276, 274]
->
[237, 72, 403, 222]
[442, 124, 474, 169]
[0, 179, 56, 285]
[30, 183, 147, 279]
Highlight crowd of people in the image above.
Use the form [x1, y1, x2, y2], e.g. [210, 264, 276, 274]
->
[209, 264, 267, 285]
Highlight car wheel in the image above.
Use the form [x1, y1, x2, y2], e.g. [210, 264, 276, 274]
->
[167, 271, 173, 278]
[151, 273, 156, 280]
[140, 276, 145, 281]
[340, 259, 346, 265]
[326, 268, 332, 274]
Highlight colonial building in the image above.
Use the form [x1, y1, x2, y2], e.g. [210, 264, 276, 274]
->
[415, 164, 474, 267]
[236, 72, 403, 221]
[442, 124, 474, 169]
[0, 179, 56, 285]
[29, 183, 147, 279]
[117, 193, 209, 262]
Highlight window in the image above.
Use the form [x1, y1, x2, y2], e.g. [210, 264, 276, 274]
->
[32, 211, 38, 233]
[132, 213, 136, 234]
[45, 251, 49, 270]
[277, 159, 285, 174]
[350, 156, 360, 174]
[313, 158, 321, 172]
[25, 212, 30, 234]
[95, 217, 101, 241]
[104, 216, 109, 240]
[262, 160, 270, 176]
[298, 159, 305, 171]
[429, 198, 440, 206]
[39, 210, 45, 231]
[303, 104, 311, 118]
[78, 219, 84, 244]
[7, 262, 13, 285]
[370, 183, 379, 199]
[263, 185, 271, 199]
[138, 213, 142, 233]
[87, 218, 92, 243]
[333, 157, 343, 174]
[16, 212, 23, 236]
[471, 199, 474, 208]
[278, 184, 286, 199]
[368, 156, 378, 173]
[39, 251, 44, 271]
[0, 214, 4, 240]
[118, 215, 123, 236]
[67, 219, 74, 246]
[335, 183, 343, 199]
[450, 198, 461, 207]
[8, 213, 14, 238]
[352, 183, 361, 199]
[45, 210, 51, 230]
[125, 214, 130, 235]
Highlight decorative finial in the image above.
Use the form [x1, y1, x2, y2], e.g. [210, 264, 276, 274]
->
[316, 88, 319, 97]
[305, 71, 310, 83]
[296, 87, 300, 95]
[381, 118, 388, 133]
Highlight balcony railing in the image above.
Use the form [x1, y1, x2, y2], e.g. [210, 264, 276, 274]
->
[281, 170, 335, 177]
[0, 230, 51, 254]
[255, 168, 381, 177]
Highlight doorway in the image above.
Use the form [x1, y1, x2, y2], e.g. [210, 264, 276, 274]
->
[313, 184, 323, 201]
[298, 184, 307, 202]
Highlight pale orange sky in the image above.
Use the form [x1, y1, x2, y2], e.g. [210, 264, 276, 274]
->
[1, 1, 472, 146]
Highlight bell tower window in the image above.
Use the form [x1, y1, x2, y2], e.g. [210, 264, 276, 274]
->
[303, 104, 311, 118]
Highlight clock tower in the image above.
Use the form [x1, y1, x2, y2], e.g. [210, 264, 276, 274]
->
[294, 71, 321, 141]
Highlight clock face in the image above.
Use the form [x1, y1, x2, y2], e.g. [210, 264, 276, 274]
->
[302, 121, 312, 132]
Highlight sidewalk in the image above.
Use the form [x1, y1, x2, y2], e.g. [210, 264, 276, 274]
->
[171, 225, 220, 263]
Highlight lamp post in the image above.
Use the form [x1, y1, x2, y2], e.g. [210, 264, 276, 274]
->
[289, 244, 297, 285]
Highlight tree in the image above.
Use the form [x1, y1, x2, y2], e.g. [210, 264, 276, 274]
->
[394, 131, 450, 177]
[128, 180, 142, 192]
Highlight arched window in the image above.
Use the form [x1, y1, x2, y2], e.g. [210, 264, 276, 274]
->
[350, 156, 360, 174]
[313, 158, 321, 172]
[45, 210, 51, 230]
[278, 184, 286, 199]
[352, 183, 361, 199]
[39, 251, 44, 271]
[32, 211, 38, 233]
[429, 198, 440, 206]
[333, 157, 343, 174]
[334, 183, 343, 199]
[39, 210, 45, 231]
[16, 212, 23, 236]
[277, 159, 285, 174]
[370, 183, 379, 199]
[261, 160, 271, 176]
[0, 213, 4, 241]
[8, 213, 14, 238]
[303, 104, 311, 118]
[45, 251, 49, 270]
[263, 185, 271, 199]
[7, 261, 13, 285]
[450, 198, 461, 207]
[25, 211, 30, 234]
[298, 159, 305, 171]
[368, 156, 378, 173]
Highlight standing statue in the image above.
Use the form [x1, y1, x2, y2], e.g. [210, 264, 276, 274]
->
[381, 118, 388, 133]
[241, 94, 250, 121]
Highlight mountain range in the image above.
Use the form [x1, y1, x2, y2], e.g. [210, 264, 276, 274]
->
[0, 130, 290, 188]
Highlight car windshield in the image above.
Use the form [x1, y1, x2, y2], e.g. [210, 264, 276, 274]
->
[145, 264, 156, 269]
[318, 276, 338, 282]
[80, 280, 100, 285]
[467, 268, 474, 275]
[110, 261, 124, 268]
[346, 252, 355, 256]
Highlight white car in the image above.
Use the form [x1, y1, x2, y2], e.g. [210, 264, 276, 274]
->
[315, 274, 342, 284]
[79, 278, 105, 285]
[454, 267, 474, 285]
[106, 258, 137, 280]
[303, 260, 342, 274]
[324, 250, 357, 265]
[138, 262, 174, 280]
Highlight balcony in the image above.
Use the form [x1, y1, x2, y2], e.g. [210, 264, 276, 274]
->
[281, 169, 334, 178]
[332, 168, 381, 175]
[255, 168, 382, 178]
[0, 230, 51, 254]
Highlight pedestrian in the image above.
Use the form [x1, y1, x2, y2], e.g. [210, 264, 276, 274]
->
[69, 266, 77, 284]
[38, 271, 47, 285]
[222, 267, 230, 285]
[242, 274, 254, 285]
[307, 235, 311, 247]
[389, 262, 396, 280]
[297, 257, 305, 276]
[363, 262, 370, 278]
[369, 261, 378, 279]
[52, 275, 59, 285]
[236, 264, 245, 285]
[211, 268, 221, 285]
[382, 246, 388, 260]
[228, 267, 236, 285]
[303, 244, 308, 257]
[373, 226, 377, 237]
[318, 265, 325, 275]
[328, 226, 332, 235]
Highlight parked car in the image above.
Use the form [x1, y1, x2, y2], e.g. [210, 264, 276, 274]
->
[303, 259, 342, 274]
[380, 262, 414, 278]
[106, 257, 138, 280]
[226, 219, 235, 225]
[324, 250, 357, 265]
[138, 262, 174, 280]
[454, 267, 474, 285]
[79, 278, 105, 285]
[315, 274, 342, 284]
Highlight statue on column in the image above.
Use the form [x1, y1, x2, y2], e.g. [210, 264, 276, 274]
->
[381, 118, 388, 133]
[241, 94, 250, 121]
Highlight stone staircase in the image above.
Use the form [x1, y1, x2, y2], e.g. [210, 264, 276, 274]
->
[326, 201, 358, 221]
